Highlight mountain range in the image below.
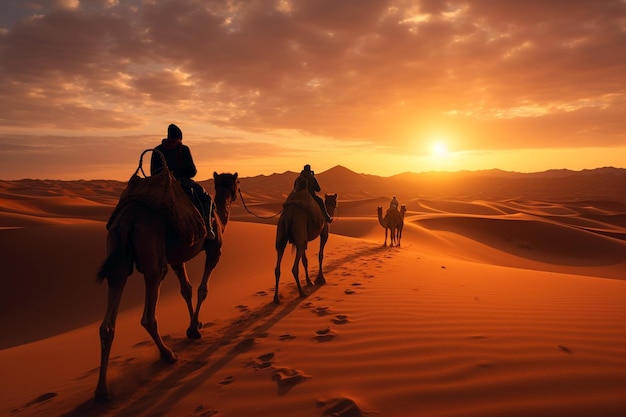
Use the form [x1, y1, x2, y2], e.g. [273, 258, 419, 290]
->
[2, 166, 625, 207]
[226, 165, 626, 204]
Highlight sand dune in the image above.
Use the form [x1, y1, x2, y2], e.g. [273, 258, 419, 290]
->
[1, 168, 625, 417]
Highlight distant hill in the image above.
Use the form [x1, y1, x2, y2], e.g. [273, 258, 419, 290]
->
[2, 166, 625, 206]
[230, 166, 626, 204]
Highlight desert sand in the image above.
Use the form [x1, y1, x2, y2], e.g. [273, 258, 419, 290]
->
[1, 167, 625, 417]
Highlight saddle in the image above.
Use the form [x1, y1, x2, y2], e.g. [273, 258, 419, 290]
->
[283, 188, 324, 232]
[107, 149, 207, 246]
[178, 178, 213, 221]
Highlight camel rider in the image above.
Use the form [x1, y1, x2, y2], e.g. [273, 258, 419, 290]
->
[390, 196, 399, 210]
[150, 123, 215, 239]
[294, 164, 333, 223]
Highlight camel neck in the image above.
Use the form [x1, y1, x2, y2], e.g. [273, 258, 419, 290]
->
[214, 193, 232, 227]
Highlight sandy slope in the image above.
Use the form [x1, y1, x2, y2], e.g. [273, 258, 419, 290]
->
[1, 176, 625, 417]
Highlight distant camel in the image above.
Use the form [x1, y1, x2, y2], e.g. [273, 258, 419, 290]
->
[274, 190, 337, 303]
[394, 205, 407, 247]
[377, 205, 405, 247]
[94, 171, 239, 402]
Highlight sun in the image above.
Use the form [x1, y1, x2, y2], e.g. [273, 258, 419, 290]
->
[431, 140, 448, 157]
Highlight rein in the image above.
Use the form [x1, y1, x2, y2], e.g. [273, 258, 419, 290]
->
[237, 187, 339, 222]
[237, 188, 284, 219]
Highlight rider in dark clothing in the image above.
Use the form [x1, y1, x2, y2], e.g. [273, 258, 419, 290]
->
[294, 164, 333, 223]
[151, 124, 197, 179]
[150, 123, 214, 238]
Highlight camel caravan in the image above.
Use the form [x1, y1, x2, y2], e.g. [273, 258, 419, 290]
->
[94, 131, 404, 401]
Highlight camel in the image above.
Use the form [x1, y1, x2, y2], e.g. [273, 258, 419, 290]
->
[274, 190, 337, 304]
[377, 205, 406, 247]
[94, 171, 239, 402]
[394, 205, 407, 247]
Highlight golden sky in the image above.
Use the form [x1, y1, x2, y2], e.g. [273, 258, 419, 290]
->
[1, 0, 625, 180]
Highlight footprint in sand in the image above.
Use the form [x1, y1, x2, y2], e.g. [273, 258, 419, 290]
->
[12, 393, 58, 413]
[219, 375, 235, 385]
[192, 405, 218, 417]
[255, 290, 268, 296]
[557, 345, 573, 354]
[332, 314, 349, 325]
[271, 367, 310, 395]
[313, 328, 336, 342]
[236, 304, 250, 313]
[344, 289, 356, 295]
[251, 352, 275, 369]
[316, 397, 365, 417]
[234, 337, 255, 352]
[279, 334, 296, 341]
[312, 306, 331, 316]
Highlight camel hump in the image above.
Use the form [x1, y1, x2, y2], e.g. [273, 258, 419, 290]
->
[283, 189, 324, 226]
[284, 188, 311, 205]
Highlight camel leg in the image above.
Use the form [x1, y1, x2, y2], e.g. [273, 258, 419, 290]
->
[274, 248, 285, 304]
[315, 229, 328, 285]
[384, 228, 389, 246]
[187, 246, 221, 339]
[274, 226, 289, 304]
[141, 272, 177, 362]
[291, 245, 307, 298]
[95, 273, 128, 403]
[302, 250, 313, 286]
[171, 263, 194, 322]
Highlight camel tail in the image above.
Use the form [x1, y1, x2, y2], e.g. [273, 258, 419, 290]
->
[96, 221, 133, 284]
[276, 215, 291, 250]
[96, 252, 121, 283]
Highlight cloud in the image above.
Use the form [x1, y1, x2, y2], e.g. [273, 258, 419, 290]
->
[0, 0, 624, 156]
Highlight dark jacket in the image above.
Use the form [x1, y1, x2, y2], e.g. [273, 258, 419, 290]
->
[294, 171, 321, 194]
[150, 138, 197, 180]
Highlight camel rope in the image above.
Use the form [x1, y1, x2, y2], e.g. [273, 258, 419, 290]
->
[237, 188, 339, 223]
[237, 188, 284, 219]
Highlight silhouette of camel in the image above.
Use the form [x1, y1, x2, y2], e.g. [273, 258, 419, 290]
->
[94, 171, 239, 402]
[377, 205, 405, 247]
[394, 205, 407, 247]
[274, 190, 337, 304]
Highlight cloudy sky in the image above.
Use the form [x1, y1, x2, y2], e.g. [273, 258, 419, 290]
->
[1, 0, 625, 180]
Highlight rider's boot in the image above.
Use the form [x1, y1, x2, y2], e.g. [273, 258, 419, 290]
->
[199, 193, 216, 240]
[318, 200, 333, 224]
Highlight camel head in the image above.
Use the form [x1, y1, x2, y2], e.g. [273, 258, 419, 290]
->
[213, 172, 239, 201]
[324, 193, 338, 217]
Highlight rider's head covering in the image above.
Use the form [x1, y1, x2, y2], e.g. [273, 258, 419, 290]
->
[167, 124, 183, 140]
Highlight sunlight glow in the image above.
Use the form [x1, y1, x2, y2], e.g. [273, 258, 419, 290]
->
[431, 140, 448, 157]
